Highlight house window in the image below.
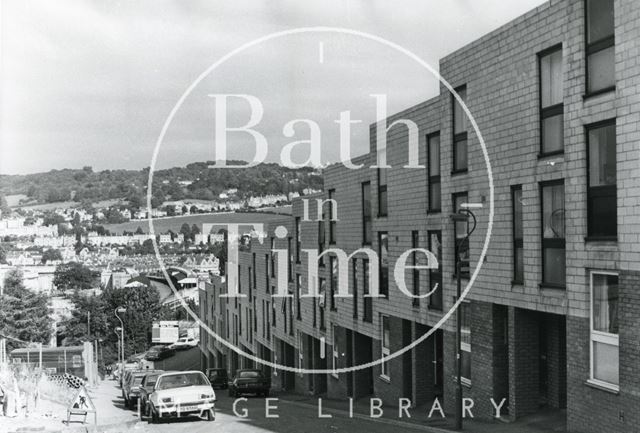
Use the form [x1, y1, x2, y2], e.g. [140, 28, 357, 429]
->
[288, 298, 293, 336]
[378, 169, 388, 217]
[288, 237, 293, 282]
[428, 231, 443, 311]
[270, 238, 276, 277]
[590, 271, 619, 389]
[362, 182, 372, 245]
[295, 217, 301, 263]
[252, 253, 256, 292]
[363, 259, 372, 322]
[265, 255, 269, 293]
[328, 189, 336, 244]
[428, 132, 441, 211]
[585, 0, 615, 95]
[330, 255, 337, 311]
[297, 331, 304, 373]
[452, 86, 468, 173]
[296, 274, 302, 320]
[460, 302, 471, 384]
[541, 181, 565, 287]
[319, 278, 326, 330]
[352, 260, 359, 319]
[380, 315, 390, 379]
[378, 232, 389, 297]
[453, 192, 470, 279]
[318, 218, 326, 267]
[512, 186, 524, 283]
[587, 120, 617, 238]
[411, 231, 420, 307]
[331, 325, 339, 379]
[539, 46, 564, 155]
[271, 297, 276, 328]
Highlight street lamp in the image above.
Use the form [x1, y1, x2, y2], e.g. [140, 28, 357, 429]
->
[450, 207, 477, 431]
[115, 307, 126, 384]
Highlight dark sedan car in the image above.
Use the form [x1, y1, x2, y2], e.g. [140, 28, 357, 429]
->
[138, 370, 167, 415]
[124, 369, 162, 410]
[228, 369, 271, 397]
[145, 345, 175, 361]
[206, 368, 228, 389]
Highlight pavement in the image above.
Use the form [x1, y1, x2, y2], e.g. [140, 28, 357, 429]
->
[2, 375, 566, 433]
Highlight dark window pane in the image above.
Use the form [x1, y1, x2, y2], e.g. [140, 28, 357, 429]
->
[454, 138, 468, 171]
[588, 46, 615, 93]
[429, 181, 441, 211]
[543, 247, 565, 285]
[542, 185, 565, 239]
[588, 186, 616, 237]
[592, 273, 618, 334]
[461, 350, 471, 381]
[542, 114, 564, 154]
[429, 135, 440, 176]
[379, 232, 389, 296]
[453, 88, 467, 135]
[513, 188, 523, 240]
[378, 186, 388, 216]
[587, 0, 614, 44]
[541, 49, 563, 108]
[515, 247, 524, 282]
[589, 123, 617, 187]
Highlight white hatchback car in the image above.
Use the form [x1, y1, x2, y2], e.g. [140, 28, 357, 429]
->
[168, 337, 199, 351]
[147, 371, 216, 423]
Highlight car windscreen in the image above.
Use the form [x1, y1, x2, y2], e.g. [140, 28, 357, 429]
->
[238, 371, 261, 379]
[145, 374, 160, 386]
[156, 373, 208, 390]
[133, 376, 144, 385]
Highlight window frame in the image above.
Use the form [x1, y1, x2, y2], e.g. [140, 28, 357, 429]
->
[586, 118, 617, 240]
[362, 258, 372, 323]
[411, 230, 420, 307]
[295, 217, 301, 263]
[452, 191, 470, 279]
[377, 168, 388, 217]
[428, 230, 443, 311]
[295, 273, 302, 320]
[378, 231, 389, 297]
[330, 255, 337, 311]
[452, 85, 468, 174]
[427, 131, 442, 212]
[540, 179, 566, 289]
[328, 189, 337, 244]
[512, 185, 524, 284]
[361, 182, 372, 246]
[584, 0, 616, 97]
[589, 270, 619, 391]
[352, 260, 359, 319]
[380, 314, 390, 380]
[331, 324, 339, 379]
[538, 44, 564, 157]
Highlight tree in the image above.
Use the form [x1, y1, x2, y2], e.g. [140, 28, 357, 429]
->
[53, 262, 98, 292]
[135, 226, 145, 235]
[41, 248, 63, 264]
[0, 193, 10, 216]
[0, 270, 53, 351]
[165, 206, 176, 217]
[0, 244, 6, 264]
[191, 224, 200, 240]
[181, 205, 188, 215]
[179, 223, 191, 242]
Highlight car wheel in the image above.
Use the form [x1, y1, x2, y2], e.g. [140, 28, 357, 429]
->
[205, 409, 215, 422]
[150, 404, 159, 424]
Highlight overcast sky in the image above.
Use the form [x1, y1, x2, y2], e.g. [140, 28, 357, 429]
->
[0, 0, 546, 175]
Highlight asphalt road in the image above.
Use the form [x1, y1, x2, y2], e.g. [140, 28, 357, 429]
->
[150, 346, 201, 371]
[140, 393, 425, 433]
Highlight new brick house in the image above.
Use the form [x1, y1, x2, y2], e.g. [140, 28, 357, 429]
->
[199, 1, 640, 431]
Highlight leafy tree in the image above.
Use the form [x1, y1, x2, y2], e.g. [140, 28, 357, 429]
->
[165, 206, 176, 217]
[189, 205, 198, 214]
[41, 248, 63, 264]
[135, 226, 145, 235]
[0, 270, 53, 351]
[0, 193, 10, 216]
[0, 244, 6, 264]
[179, 223, 191, 241]
[42, 212, 66, 227]
[181, 205, 188, 215]
[191, 224, 200, 241]
[53, 262, 98, 292]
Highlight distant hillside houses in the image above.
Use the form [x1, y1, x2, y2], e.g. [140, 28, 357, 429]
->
[0, 217, 58, 237]
[181, 254, 220, 275]
[85, 232, 154, 246]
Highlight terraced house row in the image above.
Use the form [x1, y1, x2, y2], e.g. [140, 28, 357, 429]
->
[198, 0, 640, 431]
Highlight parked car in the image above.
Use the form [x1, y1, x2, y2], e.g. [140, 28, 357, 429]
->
[145, 345, 175, 361]
[228, 369, 270, 397]
[138, 370, 168, 415]
[123, 369, 161, 410]
[205, 368, 228, 389]
[147, 371, 216, 423]
[168, 337, 199, 351]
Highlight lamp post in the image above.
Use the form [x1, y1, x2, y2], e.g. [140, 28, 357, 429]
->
[115, 307, 126, 383]
[450, 207, 477, 431]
